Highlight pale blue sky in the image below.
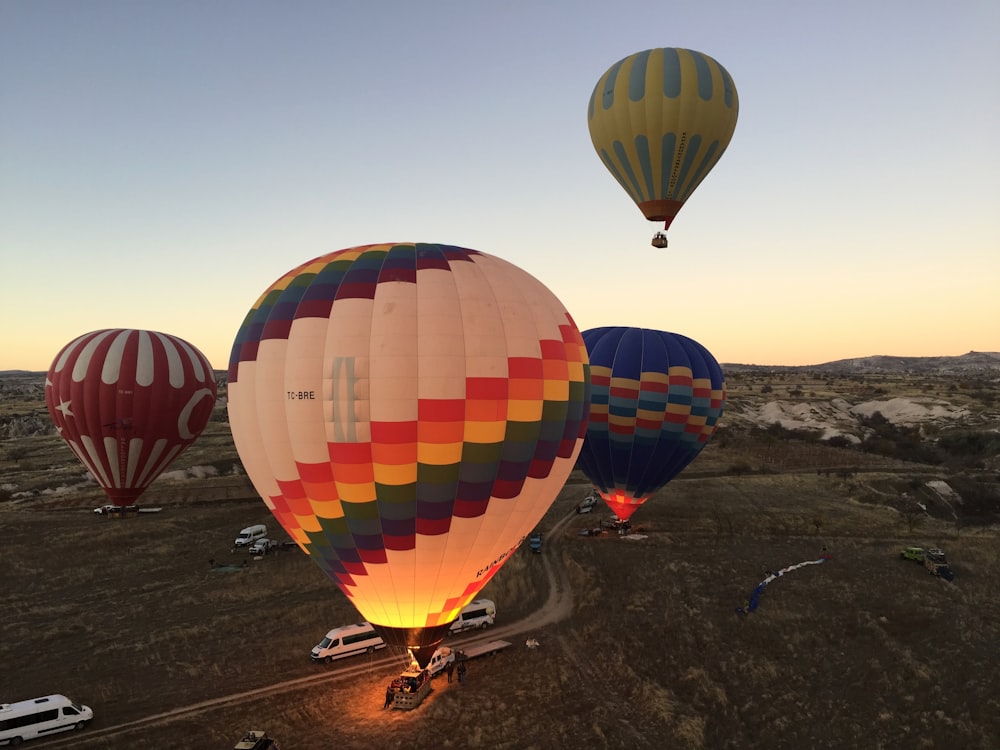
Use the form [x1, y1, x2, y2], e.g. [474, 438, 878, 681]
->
[2, 0, 998, 371]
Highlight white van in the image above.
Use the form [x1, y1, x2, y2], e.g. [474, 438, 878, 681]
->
[310, 622, 386, 663]
[248, 538, 278, 556]
[0, 694, 93, 746]
[448, 598, 496, 633]
[235, 524, 267, 547]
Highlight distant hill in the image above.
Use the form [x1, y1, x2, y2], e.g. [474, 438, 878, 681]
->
[5, 352, 1000, 381]
[724, 351, 1000, 374]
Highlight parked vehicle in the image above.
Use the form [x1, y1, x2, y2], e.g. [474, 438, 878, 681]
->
[899, 546, 953, 580]
[0, 694, 93, 746]
[448, 599, 496, 634]
[576, 492, 599, 514]
[425, 647, 454, 677]
[426, 640, 513, 677]
[93, 504, 137, 515]
[529, 532, 543, 553]
[235, 524, 268, 547]
[233, 730, 280, 750]
[924, 548, 954, 580]
[310, 622, 386, 663]
[248, 538, 279, 556]
[924, 548, 947, 566]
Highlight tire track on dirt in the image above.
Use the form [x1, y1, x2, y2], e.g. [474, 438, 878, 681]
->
[39, 510, 581, 748]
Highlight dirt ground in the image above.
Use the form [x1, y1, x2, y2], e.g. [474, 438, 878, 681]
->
[3, 455, 1000, 750]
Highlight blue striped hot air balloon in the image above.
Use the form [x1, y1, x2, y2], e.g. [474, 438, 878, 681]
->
[576, 327, 725, 521]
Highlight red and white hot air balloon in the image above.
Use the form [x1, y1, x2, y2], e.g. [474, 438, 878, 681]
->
[45, 329, 218, 506]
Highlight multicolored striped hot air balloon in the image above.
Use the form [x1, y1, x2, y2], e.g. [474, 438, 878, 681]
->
[227, 243, 590, 666]
[576, 327, 725, 522]
[45, 329, 218, 506]
[587, 47, 739, 246]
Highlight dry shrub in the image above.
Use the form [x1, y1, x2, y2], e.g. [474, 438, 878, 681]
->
[589, 720, 607, 743]
[678, 667, 729, 709]
[631, 678, 677, 722]
[4, 434, 1000, 749]
[673, 714, 707, 749]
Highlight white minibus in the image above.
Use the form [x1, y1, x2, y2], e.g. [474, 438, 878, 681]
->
[234, 524, 267, 547]
[310, 622, 386, 663]
[0, 694, 93, 746]
[448, 598, 497, 633]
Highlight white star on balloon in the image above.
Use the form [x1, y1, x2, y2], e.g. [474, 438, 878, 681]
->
[56, 400, 73, 418]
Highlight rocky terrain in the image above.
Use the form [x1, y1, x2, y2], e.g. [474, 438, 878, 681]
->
[1, 356, 999, 749]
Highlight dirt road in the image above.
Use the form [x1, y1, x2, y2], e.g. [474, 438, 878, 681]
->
[36, 510, 580, 748]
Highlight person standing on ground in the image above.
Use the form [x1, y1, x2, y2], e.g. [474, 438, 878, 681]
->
[445, 659, 455, 683]
[457, 660, 467, 684]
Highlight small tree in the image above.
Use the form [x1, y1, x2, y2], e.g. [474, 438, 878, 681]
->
[5, 445, 28, 464]
[726, 461, 753, 476]
[902, 509, 925, 534]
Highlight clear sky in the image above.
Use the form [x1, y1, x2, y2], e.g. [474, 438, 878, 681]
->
[2, 0, 998, 371]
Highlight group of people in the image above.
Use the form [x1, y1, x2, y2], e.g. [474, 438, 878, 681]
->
[444, 656, 468, 684]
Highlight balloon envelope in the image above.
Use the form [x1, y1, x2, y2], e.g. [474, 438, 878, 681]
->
[45, 329, 218, 505]
[576, 327, 725, 521]
[587, 47, 739, 230]
[227, 243, 589, 664]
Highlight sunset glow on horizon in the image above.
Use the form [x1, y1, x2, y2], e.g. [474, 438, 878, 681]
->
[2, 1, 997, 372]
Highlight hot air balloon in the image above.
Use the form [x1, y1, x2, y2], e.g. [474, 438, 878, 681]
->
[227, 242, 589, 666]
[45, 329, 218, 507]
[576, 327, 725, 522]
[587, 47, 739, 248]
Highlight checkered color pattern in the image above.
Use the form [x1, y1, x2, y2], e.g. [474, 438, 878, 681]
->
[227, 243, 589, 638]
[577, 326, 725, 521]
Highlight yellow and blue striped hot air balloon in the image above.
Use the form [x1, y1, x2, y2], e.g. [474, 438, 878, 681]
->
[587, 47, 739, 245]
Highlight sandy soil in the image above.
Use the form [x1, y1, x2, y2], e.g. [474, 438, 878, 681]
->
[2, 366, 999, 749]
[3, 462, 1000, 749]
